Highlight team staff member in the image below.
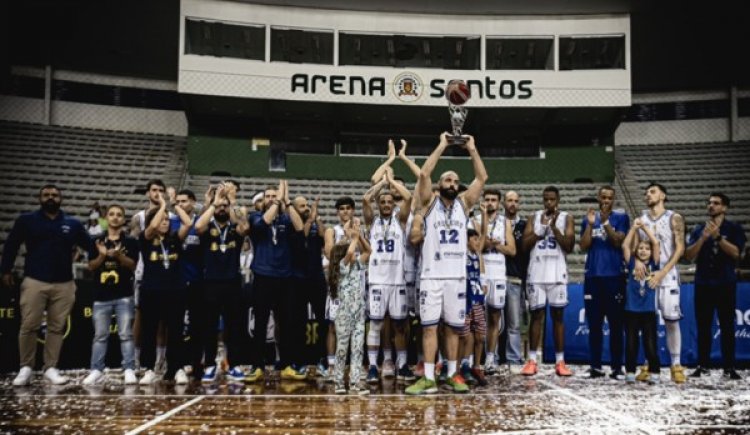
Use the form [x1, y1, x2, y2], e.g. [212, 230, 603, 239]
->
[579, 186, 629, 379]
[138, 192, 192, 385]
[3, 185, 94, 386]
[170, 189, 204, 379]
[248, 180, 307, 382]
[685, 193, 746, 380]
[501, 191, 529, 370]
[82, 205, 139, 386]
[195, 185, 250, 383]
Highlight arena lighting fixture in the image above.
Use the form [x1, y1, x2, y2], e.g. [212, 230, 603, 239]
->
[423, 40, 431, 66]
[526, 41, 535, 68]
[454, 40, 463, 67]
[387, 38, 395, 65]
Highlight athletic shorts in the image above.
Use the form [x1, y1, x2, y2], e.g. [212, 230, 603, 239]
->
[461, 303, 487, 337]
[657, 285, 683, 321]
[368, 284, 408, 320]
[486, 279, 507, 310]
[419, 278, 466, 329]
[527, 283, 568, 311]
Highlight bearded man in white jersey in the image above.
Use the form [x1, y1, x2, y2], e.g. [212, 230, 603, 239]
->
[469, 189, 516, 375]
[521, 186, 575, 377]
[363, 170, 413, 383]
[405, 132, 488, 395]
[635, 183, 686, 383]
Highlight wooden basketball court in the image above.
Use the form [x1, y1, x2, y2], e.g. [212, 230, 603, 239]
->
[2, 365, 749, 434]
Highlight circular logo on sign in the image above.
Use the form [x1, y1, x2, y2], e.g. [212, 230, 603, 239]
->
[393, 72, 423, 103]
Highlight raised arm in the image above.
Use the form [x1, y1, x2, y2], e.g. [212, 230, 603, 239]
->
[387, 171, 413, 225]
[144, 194, 167, 241]
[363, 177, 388, 226]
[416, 132, 450, 209]
[370, 140, 397, 185]
[398, 139, 421, 180]
[262, 181, 284, 225]
[457, 135, 489, 211]
[195, 185, 225, 235]
[174, 204, 192, 241]
[409, 212, 425, 245]
[622, 219, 641, 262]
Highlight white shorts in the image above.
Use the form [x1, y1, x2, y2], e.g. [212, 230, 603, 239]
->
[527, 283, 568, 310]
[419, 278, 467, 329]
[486, 279, 507, 310]
[325, 295, 341, 322]
[368, 284, 408, 320]
[658, 285, 682, 321]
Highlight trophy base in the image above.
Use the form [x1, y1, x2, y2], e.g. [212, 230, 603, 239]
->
[447, 134, 467, 146]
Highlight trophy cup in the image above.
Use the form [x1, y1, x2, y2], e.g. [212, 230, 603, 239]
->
[445, 79, 471, 146]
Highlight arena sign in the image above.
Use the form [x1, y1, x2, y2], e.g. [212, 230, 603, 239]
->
[290, 72, 533, 103]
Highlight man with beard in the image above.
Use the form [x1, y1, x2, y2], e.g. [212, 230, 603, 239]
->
[579, 186, 629, 379]
[521, 186, 575, 377]
[195, 185, 250, 383]
[686, 193, 745, 380]
[405, 132, 488, 395]
[496, 191, 530, 372]
[470, 189, 515, 376]
[321, 196, 357, 379]
[292, 196, 327, 374]
[82, 204, 139, 386]
[636, 183, 687, 383]
[169, 189, 205, 379]
[248, 181, 306, 382]
[363, 170, 413, 383]
[3, 185, 94, 386]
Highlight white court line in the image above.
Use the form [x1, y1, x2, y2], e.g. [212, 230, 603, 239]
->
[124, 395, 205, 435]
[538, 379, 660, 435]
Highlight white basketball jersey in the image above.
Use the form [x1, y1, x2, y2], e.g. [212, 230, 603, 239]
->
[368, 214, 406, 285]
[420, 197, 468, 280]
[470, 214, 508, 281]
[639, 210, 680, 286]
[527, 210, 568, 284]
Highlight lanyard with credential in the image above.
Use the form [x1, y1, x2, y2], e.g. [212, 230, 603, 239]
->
[213, 220, 230, 253]
[160, 239, 170, 270]
[381, 215, 393, 244]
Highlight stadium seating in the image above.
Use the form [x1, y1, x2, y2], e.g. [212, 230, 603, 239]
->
[0, 121, 188, 269]
[616, 141, 750, 279]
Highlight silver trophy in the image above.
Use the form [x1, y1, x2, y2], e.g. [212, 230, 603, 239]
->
[446, 80, 470, 146]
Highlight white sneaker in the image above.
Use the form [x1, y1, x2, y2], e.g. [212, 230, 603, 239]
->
[139, 370, 161, 385]
[12, 366, 33, 386]
[44, 367, 69, 385]
[155, 358, 167, 375]
[82, 370, 105, 386]
[175, 369, 189, 385]
[382, 360, 396, 378]
[123, 369, 137, 385]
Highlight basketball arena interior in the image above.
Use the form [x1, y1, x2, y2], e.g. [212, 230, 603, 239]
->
[1, 0, 749, 433]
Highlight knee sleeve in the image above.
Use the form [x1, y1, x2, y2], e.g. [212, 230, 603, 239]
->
[367, 320, 383, 347]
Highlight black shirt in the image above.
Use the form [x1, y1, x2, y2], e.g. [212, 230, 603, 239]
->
[139, 232, 184, 291]
[307, 222, 325, 278]
[200, 221, 243, 281]
[87, 233, 139, 301]
[506, 216, 529, 280]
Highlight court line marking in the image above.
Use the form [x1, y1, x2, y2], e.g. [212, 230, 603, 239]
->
[538, 379, 660, 435]
[124, 394, 205, 435]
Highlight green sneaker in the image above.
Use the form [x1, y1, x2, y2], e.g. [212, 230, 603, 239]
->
[445, 373, 470, 393]
[405, 377, 438, 395]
